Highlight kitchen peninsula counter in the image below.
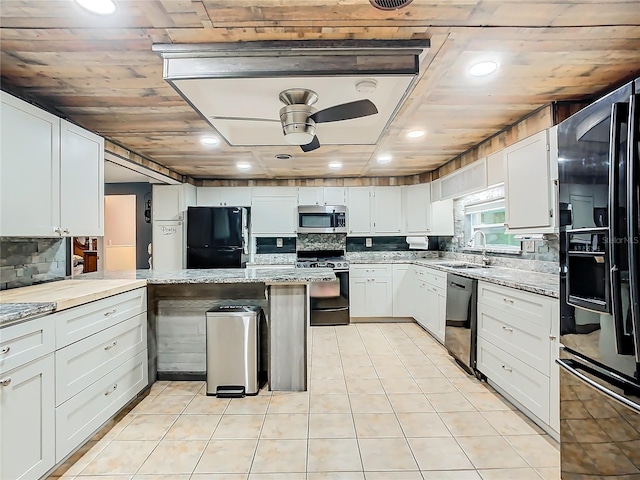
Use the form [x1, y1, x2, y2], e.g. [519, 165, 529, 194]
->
[79, 267, 334, 392]
[79, 267, 335, 285]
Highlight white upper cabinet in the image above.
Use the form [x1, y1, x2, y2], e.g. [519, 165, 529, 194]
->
[346, 187, 372, 235]
[346, 186, 403, 236]
[59, 120, 104, 237]
[504, 130, 557, 233]
[323, 187, 346, 206]
[486, 149, 505, 186]
[0, 92, 104, 237]
[153, 184, 196, 221]
[404, 183, 431, 234]
[297, 186, 346, 206]
[197, 187, 252, 207]
[1, 92, 60, 237]
[430, 199, 454, 236]
[251, 196, 297, 235]
[373, 187, 403, 234]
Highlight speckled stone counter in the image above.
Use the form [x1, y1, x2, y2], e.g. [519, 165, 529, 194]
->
[347, 255, 558, 298]
[0, 302, 56, 326]
[79, 267, 335, 285]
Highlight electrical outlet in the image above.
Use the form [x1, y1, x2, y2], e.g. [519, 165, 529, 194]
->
[523, 240, 536, 253]
[276, 238, 283, 248]
[365, 238, 373, 248]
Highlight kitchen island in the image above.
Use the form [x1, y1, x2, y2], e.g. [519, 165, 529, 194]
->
[78, 267, 335, 391]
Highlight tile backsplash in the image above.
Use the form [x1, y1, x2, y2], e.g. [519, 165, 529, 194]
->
[1, 237, 67, 290]
[296, 233, 346, 251]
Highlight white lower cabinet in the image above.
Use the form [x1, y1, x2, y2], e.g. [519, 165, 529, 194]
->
[0, 286, 149, 479]
[413, 266, 447, 343]
[349, 264, 393, 317]
[392, 265, 414, 317]
[0, 354, 55, 480]
[476, 281, 558, 435]
[55, 313, 147, 405]
[56, 350, 148, 462]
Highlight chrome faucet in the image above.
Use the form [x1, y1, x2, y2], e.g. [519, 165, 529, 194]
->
[470, 230, 491, 266]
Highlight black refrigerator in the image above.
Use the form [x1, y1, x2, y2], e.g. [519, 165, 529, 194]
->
[557, 77, 640, 479]
[186, 206, 249, 268]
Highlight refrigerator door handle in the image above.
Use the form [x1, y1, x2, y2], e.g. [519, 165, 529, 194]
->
[627, 93, 640, 362]
[608, 102, 631, 355]
[557, 357, 640, 414]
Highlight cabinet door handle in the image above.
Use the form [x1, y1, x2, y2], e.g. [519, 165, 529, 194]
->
[54, 227, 62, 234]
[549, 335, 557, 340]
[63, 228, 70, 234]
[104, 340, 118, 350]
[0, 378, 11, 387]
[103, 309, 117, 317]
[501, 365, 513, 372]
[502, 326, 514, 332]
[0, 346, 10, 355]
[104, 384, 118, 396]
[502, 297, 514, 304]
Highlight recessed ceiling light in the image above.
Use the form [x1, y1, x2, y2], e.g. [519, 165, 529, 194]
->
[236, 162, 252, 171]
[407, 130, 425, 139]
[468, 61, 499, 77]
[200, 136, 219, 146]
[75, 0, 117, 15]
[377, 154, 393, 164]
[275, 154, 292, 160]
[328, 161, 343, 170]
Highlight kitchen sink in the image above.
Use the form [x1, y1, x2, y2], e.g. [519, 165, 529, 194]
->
[439, 263, 489, 269]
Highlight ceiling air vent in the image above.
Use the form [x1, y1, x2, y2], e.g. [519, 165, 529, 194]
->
[369, 0, 414, 10]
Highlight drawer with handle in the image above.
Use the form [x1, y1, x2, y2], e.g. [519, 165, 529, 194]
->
[56, 287, 146, 348]
[0, 316, 55, 374]
[414, 266, 447, 289]
[477, 281, 551, 326]
[55, 350, 148, 462]
[55, 313, 147, 405]
[477, 303, 551, 375]
[349, 264, 392, 278]
[477, 337, 550, 423]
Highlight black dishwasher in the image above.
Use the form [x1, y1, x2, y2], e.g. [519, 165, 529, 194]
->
[444, 273, 478, 375]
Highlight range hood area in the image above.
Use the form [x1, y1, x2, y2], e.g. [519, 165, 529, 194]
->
[152, 40, 429, 149]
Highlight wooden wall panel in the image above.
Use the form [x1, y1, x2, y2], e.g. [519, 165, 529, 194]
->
[1, 1, 639, 180]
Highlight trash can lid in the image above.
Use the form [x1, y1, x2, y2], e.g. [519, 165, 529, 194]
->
[206, 305, 262, 314]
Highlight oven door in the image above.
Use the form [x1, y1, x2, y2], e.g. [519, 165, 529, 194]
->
[309, 270, 350, 326]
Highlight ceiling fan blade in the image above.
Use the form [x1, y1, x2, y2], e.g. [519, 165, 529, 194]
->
[309, 99, 378, 124]
[300, 135, 320, 152]
[208, 115, 280, 123]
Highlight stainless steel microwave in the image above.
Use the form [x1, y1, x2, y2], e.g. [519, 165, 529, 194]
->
[297, 205, 347, 233]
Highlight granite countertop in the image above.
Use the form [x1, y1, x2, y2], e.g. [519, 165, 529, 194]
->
[347, 255, 558, 298]
[0, 302, 56, 326]
[79, 268, 336, 285]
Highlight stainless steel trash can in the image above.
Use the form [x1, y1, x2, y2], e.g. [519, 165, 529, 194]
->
[206, 305, 261, 397]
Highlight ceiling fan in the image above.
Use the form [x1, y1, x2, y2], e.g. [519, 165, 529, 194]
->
[209, 88, 378, 152]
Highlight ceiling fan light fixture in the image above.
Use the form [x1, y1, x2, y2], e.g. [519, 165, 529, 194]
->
[468, 61, 499, 77]
[75, 0, 116, 15]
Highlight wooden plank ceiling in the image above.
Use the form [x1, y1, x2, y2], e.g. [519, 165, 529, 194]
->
[1, 0, 640, 180]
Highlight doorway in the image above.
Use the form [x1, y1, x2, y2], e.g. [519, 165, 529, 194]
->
[104, 194, 136, 270]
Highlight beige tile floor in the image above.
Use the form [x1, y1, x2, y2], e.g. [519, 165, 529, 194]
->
[55, 323, 560, 480]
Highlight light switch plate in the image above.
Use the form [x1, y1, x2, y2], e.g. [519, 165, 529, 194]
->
[523, 240, 536, 253]
[276, 238, 283, 248]
[365, 238, 373, 248]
